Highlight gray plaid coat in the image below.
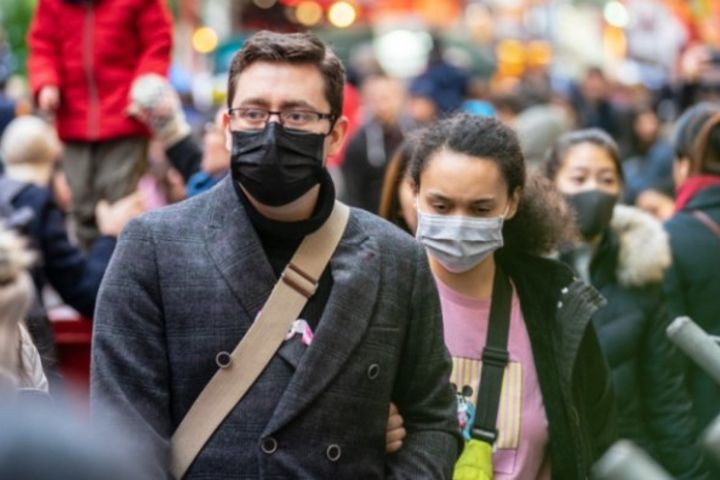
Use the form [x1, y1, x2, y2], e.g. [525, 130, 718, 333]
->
[90, 177, 459, 479]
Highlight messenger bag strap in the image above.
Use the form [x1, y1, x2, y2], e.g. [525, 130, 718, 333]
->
[169, 201, 351, 479]
[471, 265, 512, 445]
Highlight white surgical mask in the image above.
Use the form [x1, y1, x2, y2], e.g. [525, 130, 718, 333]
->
[415, 201, 508, 273]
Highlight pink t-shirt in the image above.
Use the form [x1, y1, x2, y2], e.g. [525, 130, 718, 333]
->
[436, 277, 551, 480]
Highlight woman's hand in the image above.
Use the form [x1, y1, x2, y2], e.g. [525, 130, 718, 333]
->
[386, 402, 406, 454]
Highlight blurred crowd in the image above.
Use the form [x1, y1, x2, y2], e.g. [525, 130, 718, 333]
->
[0, 0, 720, 478]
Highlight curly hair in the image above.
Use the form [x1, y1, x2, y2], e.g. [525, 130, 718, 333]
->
[410, 113, 576, 255]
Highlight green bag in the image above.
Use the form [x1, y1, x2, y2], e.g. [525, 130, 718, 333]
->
[453, 439, 493, 480]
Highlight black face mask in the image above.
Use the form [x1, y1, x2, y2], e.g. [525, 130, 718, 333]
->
[565, 189, 618, 240]
[230, 122, 326, 207]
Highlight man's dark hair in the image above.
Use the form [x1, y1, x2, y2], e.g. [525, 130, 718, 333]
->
[410, 113, 576, 255]
[227, 31, 345, 119]
[543, 128, 624, 183]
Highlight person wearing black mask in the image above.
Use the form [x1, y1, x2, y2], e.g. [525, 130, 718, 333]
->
[91, 31, 459, 479]
[543, 129, 708, 479]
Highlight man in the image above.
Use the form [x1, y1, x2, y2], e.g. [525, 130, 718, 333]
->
[342, 74, 413, 213]
[91, 31, 459, 478]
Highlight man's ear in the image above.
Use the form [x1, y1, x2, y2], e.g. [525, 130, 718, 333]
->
[326, 115, 349, 157]
[223, 111, 232, 151]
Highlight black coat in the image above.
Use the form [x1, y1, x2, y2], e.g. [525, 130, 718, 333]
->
[497, 250, 617, 479]
[562, 205, 706, 479]
[664, 186, 720, 431]
[341, 120, 406, 214]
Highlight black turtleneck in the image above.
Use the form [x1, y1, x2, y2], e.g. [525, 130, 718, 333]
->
[233, 171, 336, 331]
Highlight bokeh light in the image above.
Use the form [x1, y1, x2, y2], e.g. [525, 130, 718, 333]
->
[374, 30, 432, 78]
[192, 27, 219, 54]
[296, 1, 324, 26]
[604, 1, 630, 28]
[328, 1, 357, 28]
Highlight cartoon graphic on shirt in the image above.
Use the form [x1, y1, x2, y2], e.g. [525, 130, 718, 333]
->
[454, 383, 477, 440]
[451, 357, 523, 449]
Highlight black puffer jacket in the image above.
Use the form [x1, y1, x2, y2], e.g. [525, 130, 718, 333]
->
[664, 186, 720, 480]
[561, 205, 706, 479]
[497, 250, 617, 479]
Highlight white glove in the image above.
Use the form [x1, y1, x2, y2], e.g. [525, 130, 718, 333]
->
[128, 74, 191, 147]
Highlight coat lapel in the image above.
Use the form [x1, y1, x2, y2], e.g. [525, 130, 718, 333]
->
[264, 214, 381, 434]
[204, 178, 277, 319]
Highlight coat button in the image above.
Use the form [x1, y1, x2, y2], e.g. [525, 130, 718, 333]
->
[326, 444, 342, 462]
[557, 301, 564, 309]
[367, 363, 380, 380]
[260, 437, 278, 455]
[215, 351, 232, 369]
[561, 287, 569, 295]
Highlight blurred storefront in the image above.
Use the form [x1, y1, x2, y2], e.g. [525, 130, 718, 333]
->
[174, 0, 701, 93]
[3, 0, 715, 110]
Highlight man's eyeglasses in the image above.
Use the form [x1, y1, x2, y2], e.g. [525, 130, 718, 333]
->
[228, 107, 335, 132]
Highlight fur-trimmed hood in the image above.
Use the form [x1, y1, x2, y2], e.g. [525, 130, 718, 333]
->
[609, 204, 671, 288]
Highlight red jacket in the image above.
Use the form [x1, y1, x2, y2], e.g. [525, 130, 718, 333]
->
[28, 0, 172, 142]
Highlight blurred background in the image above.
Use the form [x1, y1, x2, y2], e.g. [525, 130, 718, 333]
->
[2, 0, 718, 129]
[1, 0, 719, 405]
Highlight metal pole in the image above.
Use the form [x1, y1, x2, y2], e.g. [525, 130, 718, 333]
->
[703, 414, 720, 466]
[592, 440, 673, 480]
[666, 316, 720, 385]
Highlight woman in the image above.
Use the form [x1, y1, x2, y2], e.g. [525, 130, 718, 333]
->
[623, 104, 675, 206]
[0, 227, 48, 394]
[406, 114, 616, 478]
[378, 138, 418, 235]
[665, 103, 720, 434]
[544, 128, 707, 479]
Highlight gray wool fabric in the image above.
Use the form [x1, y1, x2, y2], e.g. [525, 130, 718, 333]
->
[90, 176, 459, 479]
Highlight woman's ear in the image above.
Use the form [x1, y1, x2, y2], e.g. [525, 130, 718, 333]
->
[673, 157, 691, 188]
[505, 187, 522, 220]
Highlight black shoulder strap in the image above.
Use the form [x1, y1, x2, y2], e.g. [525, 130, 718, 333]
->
[472, 265, 512, 445]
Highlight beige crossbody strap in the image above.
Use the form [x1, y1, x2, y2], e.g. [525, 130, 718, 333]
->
[169, 201, 350, 479]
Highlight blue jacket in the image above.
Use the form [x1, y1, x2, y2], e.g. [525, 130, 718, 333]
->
[10, 179, 115, 317]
